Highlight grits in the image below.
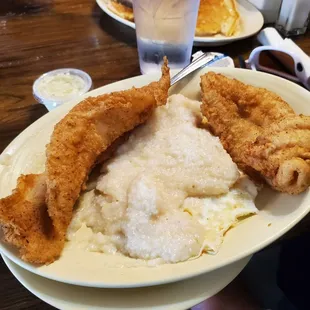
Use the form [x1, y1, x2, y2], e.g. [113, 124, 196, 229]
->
[67, 94, 258, 263]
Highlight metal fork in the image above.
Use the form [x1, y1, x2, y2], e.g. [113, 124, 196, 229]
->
[170, 51, 225, 86]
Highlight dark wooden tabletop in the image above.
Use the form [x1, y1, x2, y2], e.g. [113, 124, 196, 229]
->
[0, 1, 310, 309]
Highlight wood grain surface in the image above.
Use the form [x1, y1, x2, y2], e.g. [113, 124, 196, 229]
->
[0, 1, 309, 309]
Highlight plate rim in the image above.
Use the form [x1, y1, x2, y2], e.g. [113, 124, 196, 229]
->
[1, 253, 252, 310]
[1, 68, 310, 288]
[96, 0, 264, 45]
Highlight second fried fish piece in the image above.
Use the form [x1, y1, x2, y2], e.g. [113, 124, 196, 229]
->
[201, 72, 310, 195]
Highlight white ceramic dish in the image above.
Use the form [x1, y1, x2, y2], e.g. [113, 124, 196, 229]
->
[96, 0, 264, 46]
[1, 68, 310, 288]
[2, 254, 251, 310]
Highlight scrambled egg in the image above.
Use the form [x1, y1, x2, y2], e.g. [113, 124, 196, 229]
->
[183, 176, 258, 254]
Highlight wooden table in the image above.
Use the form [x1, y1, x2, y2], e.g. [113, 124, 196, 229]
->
[0, 1, 309, 309]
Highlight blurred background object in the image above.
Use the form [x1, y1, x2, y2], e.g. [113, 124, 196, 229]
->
[276, 0, 310, 36]
[247, 0, 282, 23]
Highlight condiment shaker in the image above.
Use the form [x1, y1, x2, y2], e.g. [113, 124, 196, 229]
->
[276, 0, 310, 36]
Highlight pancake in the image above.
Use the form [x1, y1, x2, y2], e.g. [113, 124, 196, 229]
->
[106, 0, 240, 37]
[107, 0, 134, 21]
[196, 0, 240, 37]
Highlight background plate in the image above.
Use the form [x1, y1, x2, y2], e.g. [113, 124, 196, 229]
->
[96, 0, 264, 46]
[2, 254, 251, 310]
[1, 68, 310, 288]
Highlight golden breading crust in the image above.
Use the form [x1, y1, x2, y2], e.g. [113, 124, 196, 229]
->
[0, 174, 63, 264]
[201, 72, 310, 195]
[0, 60, 170, 264]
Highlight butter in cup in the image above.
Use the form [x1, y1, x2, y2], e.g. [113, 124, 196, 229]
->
[33, 68, 92, 111]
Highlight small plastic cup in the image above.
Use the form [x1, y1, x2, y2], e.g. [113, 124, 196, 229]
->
[132, 0, 200, 74]
[33, 68, 92, 111]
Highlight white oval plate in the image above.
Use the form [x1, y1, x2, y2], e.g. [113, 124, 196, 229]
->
[2, 254, 251, 310]
[96, 0, 264, 46]
[1, 68, 310, 288]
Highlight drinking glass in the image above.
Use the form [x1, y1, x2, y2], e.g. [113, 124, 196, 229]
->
[132, 0, 200, 74]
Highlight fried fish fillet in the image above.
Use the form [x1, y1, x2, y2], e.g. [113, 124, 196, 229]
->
[196, 0, 240, 37]
[201, 72, 310, 195]
[0, 60, 170, 264]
